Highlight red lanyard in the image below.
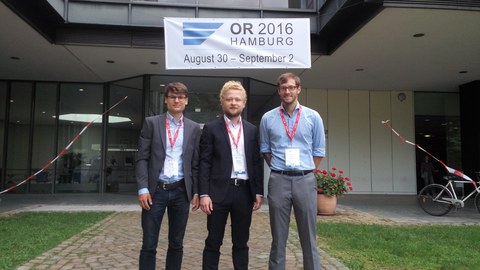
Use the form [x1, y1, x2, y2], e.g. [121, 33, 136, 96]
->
[166, 116, 183, 151]
[225, 119, 242, 150]
[279, 105, 302, 141]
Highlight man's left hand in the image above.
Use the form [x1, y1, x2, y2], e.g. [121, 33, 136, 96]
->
[252, 195, 263, 211]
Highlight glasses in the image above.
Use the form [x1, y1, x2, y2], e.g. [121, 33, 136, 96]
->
[278, 85, 298, 92]
[166, 95, 187, 101]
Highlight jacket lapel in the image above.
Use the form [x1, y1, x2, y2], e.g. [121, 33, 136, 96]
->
[220, 117, 232, 152]
[159, 114, 167, 152]
[183, 118, 192, 153]
[242, 121, 250, 160]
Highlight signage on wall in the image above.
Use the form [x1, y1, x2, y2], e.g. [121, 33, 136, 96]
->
[164, 17, 311, 69]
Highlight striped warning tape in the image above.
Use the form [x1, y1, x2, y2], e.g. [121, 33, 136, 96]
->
[0, 96, 128, 195]
[381, 120, 477, 188]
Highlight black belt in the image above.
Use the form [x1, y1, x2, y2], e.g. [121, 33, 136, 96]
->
[229, 178, 248, 186]
[157, 179, 184, 190]
[271, 170, 313, 176]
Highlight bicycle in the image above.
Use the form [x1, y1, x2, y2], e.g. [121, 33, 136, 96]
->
[418, 172, 480, 216]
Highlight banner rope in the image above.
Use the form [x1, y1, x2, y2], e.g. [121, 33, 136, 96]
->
[381, 120, 477, 189]
[0, 96, 128, 195]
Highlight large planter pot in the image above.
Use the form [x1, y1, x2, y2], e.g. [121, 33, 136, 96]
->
[317, 194, 337, 215]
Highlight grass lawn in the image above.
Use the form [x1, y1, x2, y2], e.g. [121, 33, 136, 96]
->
[0, 212, 112, 270]
[317, 222, 480, 270]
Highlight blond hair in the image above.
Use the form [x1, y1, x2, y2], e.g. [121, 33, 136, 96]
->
[219, 81, 247, 103]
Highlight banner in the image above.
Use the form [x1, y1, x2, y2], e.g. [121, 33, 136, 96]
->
[164, 18, 311, 69]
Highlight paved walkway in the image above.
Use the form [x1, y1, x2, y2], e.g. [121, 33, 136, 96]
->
[16, 209, 347, 270]
[3, 193, 479, 270]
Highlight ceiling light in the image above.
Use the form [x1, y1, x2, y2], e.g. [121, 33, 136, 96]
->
[59, 113, 131, 123]
[413, 33, 425, 38]
[79, 88, 84, 92]
[10, 99, 14, 103]
[424, 134, 431, 138]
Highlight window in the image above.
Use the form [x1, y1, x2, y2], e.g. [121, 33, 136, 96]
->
[56, 83, 104, 192]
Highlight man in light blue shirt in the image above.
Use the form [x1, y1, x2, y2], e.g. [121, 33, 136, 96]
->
[260, 72, 326, 270]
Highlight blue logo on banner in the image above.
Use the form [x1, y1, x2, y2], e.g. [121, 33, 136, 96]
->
[183, 22, 223, 45]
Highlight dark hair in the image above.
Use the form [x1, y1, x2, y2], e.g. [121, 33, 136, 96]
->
[276, 72, 300, 87]
[164, 82, 189, 101]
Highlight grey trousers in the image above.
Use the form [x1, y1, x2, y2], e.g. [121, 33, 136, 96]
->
[267, 172, 320, 270]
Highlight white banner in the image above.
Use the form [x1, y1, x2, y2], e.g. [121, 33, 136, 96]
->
[164, 18, 311, 70]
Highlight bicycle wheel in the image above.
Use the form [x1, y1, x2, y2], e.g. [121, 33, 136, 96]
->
[474, 192, 480, 214]
[418, 184, 454, 216]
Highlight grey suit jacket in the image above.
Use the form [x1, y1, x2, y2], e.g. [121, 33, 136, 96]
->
[135, 113, 201, 201]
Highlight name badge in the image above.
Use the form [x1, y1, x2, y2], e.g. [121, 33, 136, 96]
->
[164, 157, 179, 177]
[285, 148, 300, 167]
[233, 152, 246, 175]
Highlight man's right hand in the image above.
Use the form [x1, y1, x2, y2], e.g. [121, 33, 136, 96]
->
[200, 196, 213, 215]
[138, 193, 152, 210]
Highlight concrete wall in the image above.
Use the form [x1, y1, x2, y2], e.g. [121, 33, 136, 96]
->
[299, 88, 416, 194]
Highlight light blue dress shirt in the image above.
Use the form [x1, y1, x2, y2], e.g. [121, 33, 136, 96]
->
[159, 112, 185, 182]
[259, 103, 326, 171]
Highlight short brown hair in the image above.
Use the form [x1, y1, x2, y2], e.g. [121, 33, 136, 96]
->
[276, 72, 300, 87]
[164, 82, 188, 101]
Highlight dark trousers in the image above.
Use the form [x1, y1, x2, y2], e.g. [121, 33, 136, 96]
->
[139, 185, 190, 270]
[202, 183, 253, 270]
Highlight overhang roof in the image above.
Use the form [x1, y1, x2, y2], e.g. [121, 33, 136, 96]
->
[0, 0, 479, 92]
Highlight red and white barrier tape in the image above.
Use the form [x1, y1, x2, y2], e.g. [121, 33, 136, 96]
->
[381, 120, 477, 188]
[0, 96, 128, 195]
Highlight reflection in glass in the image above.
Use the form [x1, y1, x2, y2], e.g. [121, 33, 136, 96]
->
[106, 77, 143, 193]
[0, 82, 6, 190]
[149, 75, 240, 125]
[262, 0, 315, 9]
[56, 83, 103, 192]
[6, 82, 32, 193]
[414, 92, 461, 188]
[247, 79, 278, 127]
[31, 83, 58, 193]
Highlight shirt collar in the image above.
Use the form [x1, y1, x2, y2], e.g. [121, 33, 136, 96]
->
[280, 102, 301, 113]
[166, 112, 183, 125]
[224, 115, 242, 128]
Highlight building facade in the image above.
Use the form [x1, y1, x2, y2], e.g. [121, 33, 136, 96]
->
[1, 0, 479, 195]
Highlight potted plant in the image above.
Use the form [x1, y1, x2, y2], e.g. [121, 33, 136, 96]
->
[315, 167, 352, 215]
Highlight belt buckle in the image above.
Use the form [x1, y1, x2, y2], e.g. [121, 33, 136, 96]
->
[162, 183, 168, 190]
[234, 179, 240, 186]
